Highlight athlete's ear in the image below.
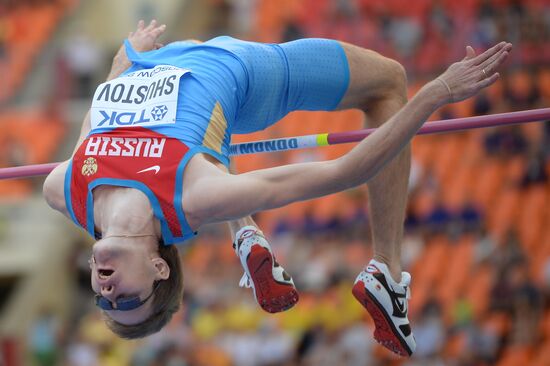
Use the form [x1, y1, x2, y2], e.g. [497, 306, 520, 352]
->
[152, 257, 170, 280]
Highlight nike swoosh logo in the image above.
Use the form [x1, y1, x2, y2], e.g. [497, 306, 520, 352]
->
[137, 165, 160, 174]
[374, 272, 407, 318]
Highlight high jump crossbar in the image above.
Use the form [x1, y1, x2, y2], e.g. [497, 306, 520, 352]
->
[0, 107, 549, 180]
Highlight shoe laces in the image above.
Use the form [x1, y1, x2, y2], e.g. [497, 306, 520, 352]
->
[401, 272, 412, 300]
[239, 272, 252, 288]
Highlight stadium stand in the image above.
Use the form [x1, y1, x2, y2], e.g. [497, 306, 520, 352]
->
[1, 0, 549, 365]
[0, 0, 75, 103]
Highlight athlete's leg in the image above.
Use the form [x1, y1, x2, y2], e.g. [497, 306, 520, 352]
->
[336, 43, 409, 282]
[334, 43, 416, 356]
[232, 38, 412, 355]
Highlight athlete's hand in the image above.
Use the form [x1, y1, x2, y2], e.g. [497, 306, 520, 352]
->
[128, 19, 167, 52]
[435, 41, 512, 104]
[107, 20, 166, 81]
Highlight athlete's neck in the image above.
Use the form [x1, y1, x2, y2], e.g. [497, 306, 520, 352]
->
[93, 186, 160, 239]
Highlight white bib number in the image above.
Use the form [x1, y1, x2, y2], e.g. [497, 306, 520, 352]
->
[90, 65, 190, 130]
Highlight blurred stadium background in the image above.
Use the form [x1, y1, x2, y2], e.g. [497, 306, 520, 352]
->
[1, 0, 550, 365]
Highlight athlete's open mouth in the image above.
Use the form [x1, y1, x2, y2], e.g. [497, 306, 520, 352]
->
[98, 269, 114, 279]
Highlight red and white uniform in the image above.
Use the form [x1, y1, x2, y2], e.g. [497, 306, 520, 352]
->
[66, 127, 196, 244]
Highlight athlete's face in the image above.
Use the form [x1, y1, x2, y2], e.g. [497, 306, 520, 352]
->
[89, 237, 169, 324]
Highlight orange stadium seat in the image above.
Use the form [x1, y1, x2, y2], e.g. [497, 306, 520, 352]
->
[472, 159, 505, 209]
[0, 108, 65, 199]
[517, 187, 548, 253]
[531, 339, 550, 366]
[463, 130, 484, 162]
[464, 264, 493, 317]
[343, 240, 370, 269]
[486, 312, 512, 338]
[444, 332, 467, 359]
[496, 345, 532, 366]
[537, 69, 550, 102]
[540, 309, 550, 340]
[0, 1, 74, 103]
[432, 135, 459, 183]
[505, 156, 526, 184]
[437, 236, 474, 310]
[408, 281, 430, 317]
[412, 237, 449, 289]
[487, 188, 520, 242]
[0, 179, 33, 201]
[412, 139, 431, 167]
[530, 224, 550, 284]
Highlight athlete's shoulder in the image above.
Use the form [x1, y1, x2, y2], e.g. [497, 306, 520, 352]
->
[43, 160, 70, 216]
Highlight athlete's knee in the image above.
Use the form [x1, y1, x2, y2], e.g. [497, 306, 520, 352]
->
[382, 57, 407, 101]
[364, 53, 407, 104]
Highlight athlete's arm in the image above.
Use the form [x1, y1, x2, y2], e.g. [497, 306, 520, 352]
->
[186, 43, 511, 226]
[43, 20, 167, 214]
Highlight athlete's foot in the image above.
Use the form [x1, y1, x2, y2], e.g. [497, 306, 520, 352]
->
[352, 259, 416, 357]
[233, 226, 299, 313]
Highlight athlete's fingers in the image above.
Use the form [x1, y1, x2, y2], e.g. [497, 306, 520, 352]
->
[154, 42, 164, 49]
[475, 72, 500, 90]
[146, 19, 157, 31]
[462, 46, 476, 61]
[470, 42, 507, 65]
[477, 48, 504, 75]
[481, 50, 509, 77]
[137, 19, 145, 30]
[151, 24, 166, 38]
[478, 43, 512, 72]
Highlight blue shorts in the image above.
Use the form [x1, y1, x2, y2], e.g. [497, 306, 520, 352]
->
[114, 36, 350, 164]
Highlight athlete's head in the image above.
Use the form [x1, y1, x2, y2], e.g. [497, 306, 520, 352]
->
[89, 235, 183, 338]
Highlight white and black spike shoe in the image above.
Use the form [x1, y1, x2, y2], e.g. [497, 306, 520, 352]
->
[352, 259, 416, 357]
[233, 226, 299, 313]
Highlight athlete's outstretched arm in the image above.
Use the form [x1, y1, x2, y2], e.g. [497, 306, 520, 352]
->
[187, 42, 512, 226]
[43, 20, 166, 214]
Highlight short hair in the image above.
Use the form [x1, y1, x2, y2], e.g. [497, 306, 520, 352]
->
[102, 243, 183, 339]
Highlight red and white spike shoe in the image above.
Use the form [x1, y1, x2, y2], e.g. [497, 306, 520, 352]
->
[233, 226, 299, 313]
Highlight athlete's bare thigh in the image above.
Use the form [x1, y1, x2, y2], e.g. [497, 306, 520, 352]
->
[336, 42, 407, 110]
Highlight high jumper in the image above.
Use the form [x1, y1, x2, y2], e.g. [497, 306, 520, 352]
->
[42, 20, 511, 356]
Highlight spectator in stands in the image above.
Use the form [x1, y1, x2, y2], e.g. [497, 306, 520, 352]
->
[62, 31, 103, 98]
[473, 0, 499, 48]
[28, 309, 61, 366]
[64, 333, 98, 366]
[473, 225, 497, 265]
[483, 125, 527, 158]
[423, 194, 453, 235]
[520, 146, 548, 187]
[489, 230, 526, 313]
[458, 197, 483, 233]
[207, 0, 232, 38]
[282, 18, 305, 42]
[465, 318, 500, 365]
[505, 70, 539, 110]
[543, 257, 550, 307]
[411, 300, 445, 359]
[543, 121, 550, 157]
[509, 261, 543, 345]
[0, 17, 7, 61]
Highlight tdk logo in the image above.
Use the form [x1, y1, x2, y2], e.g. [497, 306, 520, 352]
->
[96, 109, 151, 127]
[151, 105, 168, 121]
